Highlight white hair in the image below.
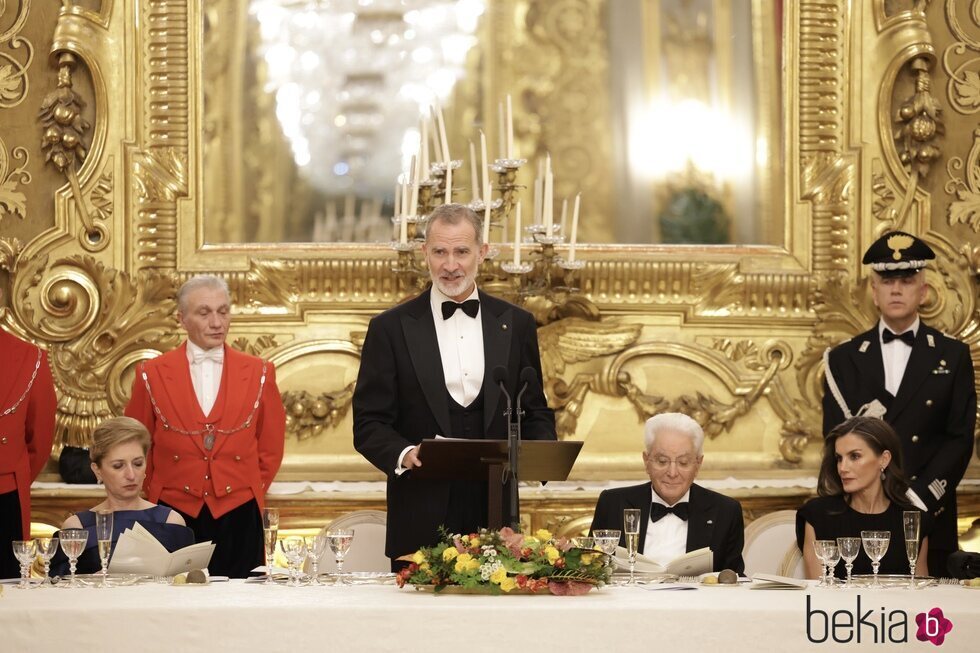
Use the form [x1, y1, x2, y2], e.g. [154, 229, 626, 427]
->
[177, 275, 230, 313]
[643, 412, 704, 455]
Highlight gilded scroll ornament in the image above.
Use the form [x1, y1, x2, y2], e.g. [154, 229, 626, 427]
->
[894, 58, 944, 181]
[230, 335, 280, 358]
[7, 251, 179, 448]
[0, 0, 33, 109]
[0, 138, 29, 221]
[282, 386, 356, 442]
[944, 129, 980, 232]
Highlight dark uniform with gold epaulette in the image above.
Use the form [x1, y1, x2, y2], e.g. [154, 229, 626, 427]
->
[822, 231, 977, 576]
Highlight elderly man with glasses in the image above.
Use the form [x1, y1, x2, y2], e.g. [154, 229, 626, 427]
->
[589, 412, 745, 573]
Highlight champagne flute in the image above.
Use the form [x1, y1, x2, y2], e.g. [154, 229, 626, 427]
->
[262, 507, 279, 585]
[860, 530, 890, 588]
[902, 511, 921, 589]
[812, 540, 831, 587]
[326, 528, 354, 586]
[36, 537, 59, 586]
[11, 540, 36, 589]
[95, 510, 113, 588]
[592, 529, 621, 556]
[59, 529, 89, 588]
[836, 537, 861, 588]
[279, 536, 307, 586]
[305, 533, 328, 586]
[623, 509, 641, 586]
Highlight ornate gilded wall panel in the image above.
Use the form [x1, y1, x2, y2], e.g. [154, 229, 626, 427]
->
[1, 0, 977, 494]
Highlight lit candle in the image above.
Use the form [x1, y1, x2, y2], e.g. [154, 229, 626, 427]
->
[409, 154, 420, 218]
[513, 201, 522, 266]
[481, 130, 491, 244]
[569, 193, 580, 262]
[435, 103, 450, 163]
[497, 101, 506, 158]
[420, 118, 430, 181]
[400, 171, 410, 244]
[393, 182, 401, 219]
[505, 94, 514, 159]
[533, 173, 542, 226]
[543, 154, 553, 236]
[469, 140, 479, 201]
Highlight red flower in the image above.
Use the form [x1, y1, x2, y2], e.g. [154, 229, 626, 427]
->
[516, 574, 528, 589]
[554, 558, 566, 569]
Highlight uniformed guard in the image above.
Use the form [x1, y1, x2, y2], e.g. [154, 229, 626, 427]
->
[125, 275, 285, 577]
[0, 329, 56, 579]
[822, 230, 977, 576]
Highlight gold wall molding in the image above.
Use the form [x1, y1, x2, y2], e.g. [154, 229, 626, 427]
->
[0, 0, 33, 110]
[0, 136, 29, 221]
[3, 0, 975, 484]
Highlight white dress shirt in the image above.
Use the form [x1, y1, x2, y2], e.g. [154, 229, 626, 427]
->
[643, 488, 690, 566]
[395, 286, 486, 475]
[186, 341, 224, 417]
[879, 317, 918, 396]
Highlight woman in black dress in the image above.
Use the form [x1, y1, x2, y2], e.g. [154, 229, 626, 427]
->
[797, 416, 928, 579]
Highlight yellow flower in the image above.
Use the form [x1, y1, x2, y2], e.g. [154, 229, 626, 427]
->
[499, 576, 518, 592]
[466, 558, 481, 572]
[523, 536, 539, 547]
[581, 553, 594, 565]
[442, 547, 459, 562]
[489, 567, 508, 585]
[420, 562, 431, 572]
[455, 553, 477, 573]
[470, 537, 481, 548]
[412, 551, 426, 564]
[544, 545, 561, 564]
[535, 528, 553, 541]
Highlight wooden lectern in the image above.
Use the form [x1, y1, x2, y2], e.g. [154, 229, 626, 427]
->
[409, 439, 583, 530]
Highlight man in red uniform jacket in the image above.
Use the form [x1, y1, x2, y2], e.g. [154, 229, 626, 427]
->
[0, 329, 56, 579]
[126, 275, 285, 577]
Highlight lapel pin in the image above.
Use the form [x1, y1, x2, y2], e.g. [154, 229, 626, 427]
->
[940, 359, 946, 366]
[706, 520, 713, 525]
[502, 324, 508, 330]
[927, 334, 935, 348]
[859, 341, 870, 353]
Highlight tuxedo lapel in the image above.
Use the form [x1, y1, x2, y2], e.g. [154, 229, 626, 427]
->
[208, 349, 258, 457]
[157, 345, 208, 455]
[889, 327, 941, 421]
[685, 484, 717, 552]
[400, 292, 452, 436]
[480, 292, 512, 434]
[854, 327, 886, 395]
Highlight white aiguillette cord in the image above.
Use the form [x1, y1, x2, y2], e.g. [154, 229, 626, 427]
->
[138, 361, 268, 450]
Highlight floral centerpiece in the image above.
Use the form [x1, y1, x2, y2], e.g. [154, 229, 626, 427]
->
[396, 526, 614, 595]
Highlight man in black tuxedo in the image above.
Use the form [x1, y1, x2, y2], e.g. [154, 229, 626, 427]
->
[590, 412, 745, 573]
[823, 231, 976, 576]
[353, 204, 556, 569]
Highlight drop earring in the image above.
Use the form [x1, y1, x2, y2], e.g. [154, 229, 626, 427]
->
[880, 467, 886, 481]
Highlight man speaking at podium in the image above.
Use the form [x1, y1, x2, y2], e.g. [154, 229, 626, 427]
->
[354, 204, 556, 569]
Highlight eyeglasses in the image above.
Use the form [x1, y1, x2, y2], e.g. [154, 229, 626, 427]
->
[649, 456, 698, 471]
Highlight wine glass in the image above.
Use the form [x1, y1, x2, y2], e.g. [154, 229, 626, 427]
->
[262, 507, 279, 585]
[570, 536, 595, 550]
[11, 540, 36, 589]
[95, 510, 113, 588]
[902, 511, 921, 589]
[59, 529, 89, 588]
[279, 536, 307, 586]
[305, 533, 328, 585]
[860, 530, 890, 588]
[836, 537, 862, 588]
[592, 529, 621, 556]
[35, 537, 59, 586]
[326, 528, 354, 586]
[822, 541, 841, 587]
[623, 509, 641, 585]
[812, 539, 832, 587]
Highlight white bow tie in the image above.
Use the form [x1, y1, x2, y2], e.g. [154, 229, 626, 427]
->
[191, 348, 224, 365]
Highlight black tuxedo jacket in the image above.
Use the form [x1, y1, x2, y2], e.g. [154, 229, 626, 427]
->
[822, 323, 976, 551]
[589, 482, 745, 573]
[353, 288, 556, 560]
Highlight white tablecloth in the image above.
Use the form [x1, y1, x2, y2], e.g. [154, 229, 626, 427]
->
[2, 580, 977, 652]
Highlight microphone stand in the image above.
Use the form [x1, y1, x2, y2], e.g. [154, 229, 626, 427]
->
[507, 380, 528, 531]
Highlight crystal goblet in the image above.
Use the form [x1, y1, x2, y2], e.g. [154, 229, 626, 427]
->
[836, 537, 861, 588]
[305, 533, 328, 586]
[326, 528, 354, 586]
[58, 529, 89, 588]
[860, 530, 890, 589]
[812, 539, 832, 587]
[11, 540, 36, 589]
[592, 530, 621, 556]
[279, 536, 307, 586]
[35, 537, 59, 586]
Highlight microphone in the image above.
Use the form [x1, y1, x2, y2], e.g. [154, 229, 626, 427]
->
[493, 366, 512, 421]
[515, 367, 536, 413]
[947, 550, 980, 579]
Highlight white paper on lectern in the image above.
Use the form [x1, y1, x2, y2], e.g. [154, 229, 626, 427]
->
[613, 546, 713, 576]
[108, 522, 215, 576]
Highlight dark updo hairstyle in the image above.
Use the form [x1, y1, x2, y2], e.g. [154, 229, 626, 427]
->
[817, 415, 911, 508]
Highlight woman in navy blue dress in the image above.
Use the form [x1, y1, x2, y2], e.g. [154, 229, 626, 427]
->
[50, 417, 194, 576]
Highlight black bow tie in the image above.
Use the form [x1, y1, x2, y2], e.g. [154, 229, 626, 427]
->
[882, 329, 915, 346]
[441, 299, 480, 320]
[650, 502, 689, 523]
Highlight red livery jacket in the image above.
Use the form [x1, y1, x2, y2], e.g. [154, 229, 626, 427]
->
[125, 343, 285, 518]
